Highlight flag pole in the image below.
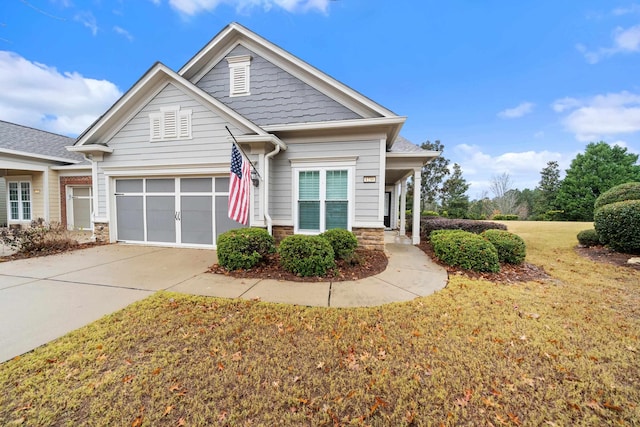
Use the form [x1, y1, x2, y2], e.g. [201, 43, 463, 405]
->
[225, 126, 262, 182]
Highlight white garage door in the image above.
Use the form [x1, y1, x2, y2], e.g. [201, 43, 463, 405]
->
[115, 177, 241, 247]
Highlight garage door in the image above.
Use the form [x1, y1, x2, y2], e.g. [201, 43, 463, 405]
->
[115, 177, 241, 247]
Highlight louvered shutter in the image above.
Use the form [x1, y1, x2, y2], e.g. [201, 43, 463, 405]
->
[163, 110, 177, 138]
[150, 114, 162, 140]
[178, 110, 191, 139]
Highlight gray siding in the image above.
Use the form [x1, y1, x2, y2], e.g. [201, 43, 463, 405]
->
[270, 139, 381, 225]
[0, 177, 6, 226]
[95, 82, 244, 217]
[196, 45, 362, 126]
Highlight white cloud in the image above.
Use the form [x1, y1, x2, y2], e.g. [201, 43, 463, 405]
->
[578, 24, 640, 63]
[552, 97, 581, 113]
[74, 11, 98, 36]
[453, 144, 567, 195]
[0, 51, 122, 136]
[166, 0, 330, 15]
[497, 102, 534, 119]
[612, 4, 640, 16]
[113, 26, 134, 42]
[553, 91, 640, 141]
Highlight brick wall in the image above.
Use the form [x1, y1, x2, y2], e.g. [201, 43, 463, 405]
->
[59, 176, 92, 228]
[272, 226, 294, 244]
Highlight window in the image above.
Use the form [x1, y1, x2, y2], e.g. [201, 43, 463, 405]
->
[227, 55, 251, 97]
[8, 181, 31, 221]
[149, 106, 192, 141]
[296, 168, 350, 232]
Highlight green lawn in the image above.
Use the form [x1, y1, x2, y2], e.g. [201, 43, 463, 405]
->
[1, 221, 639, 426]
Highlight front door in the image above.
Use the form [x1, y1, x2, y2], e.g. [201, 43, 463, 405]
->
[384, 191, 391, 228]
[67, 186, 92, 230]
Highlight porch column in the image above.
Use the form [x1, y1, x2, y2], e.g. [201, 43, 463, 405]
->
[400, 180, 407, 235]
[412, 167, 421, 244]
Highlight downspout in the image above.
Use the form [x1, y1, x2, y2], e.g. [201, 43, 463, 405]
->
[264, 143, 281, 235]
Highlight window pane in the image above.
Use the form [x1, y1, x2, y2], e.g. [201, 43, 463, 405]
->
[326, 201, 348, 230]
[215, 177, 229, 193]
[299, 171, 319, 200]
[9, 182, 18, 201]
[181, 178, 212, 193]
[20, 182, 31, 201]
[22, 202, 31, 220]
[10, 202, 18, 220]
[326, 170, 347, 200]
[299, 201, 320, 230]
[116, 179, 143, 193]
[146, 179, 174, 193]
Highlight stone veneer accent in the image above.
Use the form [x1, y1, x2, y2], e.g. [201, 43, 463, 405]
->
[352, 227, 385, 251]
[93, 222, 110, 243]
[272, 226, 384, 251]
[59, 176, 92, 229]
[272, 225, 294, 244]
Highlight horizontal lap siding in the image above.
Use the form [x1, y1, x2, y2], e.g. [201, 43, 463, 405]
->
[104, 83, 241, 166]
[96, 83, 243, 218]
[270, 140, 381, 225]
[196, 45, 361, 126]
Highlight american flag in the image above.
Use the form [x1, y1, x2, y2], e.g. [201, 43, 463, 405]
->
[228, 143, 251, 225]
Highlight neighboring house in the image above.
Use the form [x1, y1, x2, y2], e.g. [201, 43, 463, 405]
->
[0, 120, 92, 230]
[70, 23, 439, 250]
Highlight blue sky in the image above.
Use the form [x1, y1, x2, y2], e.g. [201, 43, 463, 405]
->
[1, 0, 639, 197]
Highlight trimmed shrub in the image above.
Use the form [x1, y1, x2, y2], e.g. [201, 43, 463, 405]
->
[278, 235, 335, 277]
[594, 200, 640, 253]
[421, 217, 507, 238]
[421, 210, 439, 217]
[481, 229, 526, 264]
[492, 214, 519, 221]
[430, 230, 500, 272]
[217, 227, 275, 271]
[320, 228, 358, 261]
[594, 182, 640, 210]
[577, 229, 600, 247]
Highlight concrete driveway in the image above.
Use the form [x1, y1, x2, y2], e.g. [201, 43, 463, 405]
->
[0, 245, 215, 362]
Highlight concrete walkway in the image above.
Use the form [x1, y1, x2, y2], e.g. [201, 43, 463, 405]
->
[0, 232, 447, 362]
[170, 232, 448, 307]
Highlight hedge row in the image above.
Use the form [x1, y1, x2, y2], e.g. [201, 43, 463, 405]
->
[429, 229, 526, 272]
[420, 217, 507, 237]
[594, 200, 640, 253]
[217, 228, 360, 277]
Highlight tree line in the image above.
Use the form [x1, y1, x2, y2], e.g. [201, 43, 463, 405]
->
[414, 141, 640, 222]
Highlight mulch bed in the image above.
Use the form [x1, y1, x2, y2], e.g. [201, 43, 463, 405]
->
[0, 242, 104, 262]
[575, 245, 640, 271]
[417, 240, 551, 284]
[209, 249, 388, 282]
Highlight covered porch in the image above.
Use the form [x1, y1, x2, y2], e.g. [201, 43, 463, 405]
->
[384, 137, 440, 244]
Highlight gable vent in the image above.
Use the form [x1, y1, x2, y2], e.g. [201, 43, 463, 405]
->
[149, 106, 192, 141]
[227, 55, 251, 97]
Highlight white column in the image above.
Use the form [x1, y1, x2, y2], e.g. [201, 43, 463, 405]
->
[412, 167, 421, 244]
[400, 180, 407, 235]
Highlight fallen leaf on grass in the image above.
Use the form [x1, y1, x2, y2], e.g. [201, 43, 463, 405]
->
[122, 375, 135, 384]
[177, 418, 186, 426]
[455, 389, 473, 407]
[603, 402, 623, 412]
[232, 351, 242, 361]
[131, 416, 143, 427]
[162, 405, 173, 417]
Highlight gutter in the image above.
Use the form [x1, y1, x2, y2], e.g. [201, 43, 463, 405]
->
[264, 142, 281, 234]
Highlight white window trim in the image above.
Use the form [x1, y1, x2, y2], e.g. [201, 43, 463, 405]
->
[227, 55, 251, 97]
[292, 164, 354, 234]
[7, 179, 33, 223]
[149, 106, 192, 142]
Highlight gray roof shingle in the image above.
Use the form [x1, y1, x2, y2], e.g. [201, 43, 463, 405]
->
[389, 135, 429, 153]
[0, 120, 84, 163]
